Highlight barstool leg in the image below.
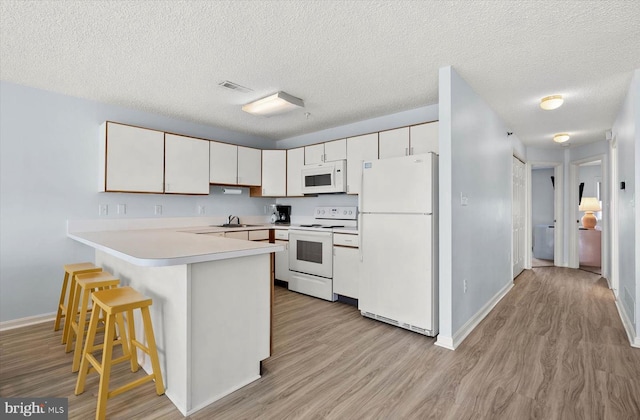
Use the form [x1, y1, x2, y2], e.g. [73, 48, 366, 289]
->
[61, 274, 79, 345]
[114, 312, 133, 370]
[75, 301, 100, 395]
[70, 285, 91, 371]
[96, 313, 116, 420]
[54, 272, 69, 331]
[141, 307, 165, 395]
[125, 309, 139, 373]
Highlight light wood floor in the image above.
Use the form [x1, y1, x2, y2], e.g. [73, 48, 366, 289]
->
[2, 267, 639, 419]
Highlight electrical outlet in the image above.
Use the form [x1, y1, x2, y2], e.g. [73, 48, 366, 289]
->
[197, 205, 205, 215]
[155, 205, 162, 215]
[463, 279, 468, 293]
[117, 204, 126, 215]
[99, 204, 108, 216]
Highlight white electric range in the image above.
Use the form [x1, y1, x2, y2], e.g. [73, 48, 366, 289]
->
[288, 206, 358, 301]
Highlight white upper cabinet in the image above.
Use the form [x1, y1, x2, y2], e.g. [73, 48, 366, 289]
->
[304, 143, 325, 165]
[346, 133, 378, 195]
[261, 150, 286, 197]
[102, 122, 165, 193]
[410, 121, 439, 154]
[237, 146, 261, 186]
[304, 139, 346, 164]
[287, 147, 305, 197]
[378, 127, 410, 159]
[323, 139, 347, 162]
[209, 141, 238, 185]
[209, 142, 261, 186]
[164, 134, 210, 194]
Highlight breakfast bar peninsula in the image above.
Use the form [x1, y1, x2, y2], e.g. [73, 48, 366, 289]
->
[68, 226, 283, 416]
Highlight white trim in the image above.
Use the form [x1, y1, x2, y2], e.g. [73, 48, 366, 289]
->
[615, 298, 639, 348]
[435, 281, 513, 350]
[434, 335, 455, 350]
[0, 312, 55, 331]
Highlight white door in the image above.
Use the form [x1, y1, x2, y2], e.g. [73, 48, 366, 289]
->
[410, 122, 439, 155]
[360, 213, 433, 331]
[346, 133, 378, 194]
[164, 134, 210, 194]
[274, 240, 290, 282]
[209, 141, 238, 184]
[323, 139, 347, 162]
[261, 150, 286, 196]
[512, 156, 526, 278]
[286, 147, 305, 197]
[378, 127, 409, 159]
[304, 143, 324, 164]
[237, 146, 261, 186]
[361, 154, 433, 214]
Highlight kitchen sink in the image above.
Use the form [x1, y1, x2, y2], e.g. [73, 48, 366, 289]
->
[212, 224, 263, 228]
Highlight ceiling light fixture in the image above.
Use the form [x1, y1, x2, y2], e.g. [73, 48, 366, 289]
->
[553, 133, 570, 143]
[540, 95, 564, 110]
[242, 91, 304, 117]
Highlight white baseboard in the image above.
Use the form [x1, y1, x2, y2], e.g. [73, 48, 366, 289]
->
[435, 281, 513, 351]
[614, 299, 639, 348]
[0, 312, 55, 332]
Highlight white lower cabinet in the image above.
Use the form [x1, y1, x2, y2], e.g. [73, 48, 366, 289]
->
[274, 239, 290, 282]
[333, 233, 360, 299]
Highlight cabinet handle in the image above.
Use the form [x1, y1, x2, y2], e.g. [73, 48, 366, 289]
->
[405, 147, 409, 156]
[323, 153, 327, 162]
[410, 147, 414, 155]
[166, 183, 170, 191]
[263, 188, 266, 195]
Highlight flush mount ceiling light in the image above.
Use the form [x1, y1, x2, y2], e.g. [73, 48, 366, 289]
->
[553, 133, 570, 143]
[540, 95, 564, 110]
[242, 91, 304, 117]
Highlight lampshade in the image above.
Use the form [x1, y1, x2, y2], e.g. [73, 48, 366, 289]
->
[242, 91, 304, 117]
[540, 95, 564, 110]
[579, 197, 601, 212]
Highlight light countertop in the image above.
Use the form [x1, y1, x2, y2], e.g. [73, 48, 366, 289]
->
[69, 228, 283, 267]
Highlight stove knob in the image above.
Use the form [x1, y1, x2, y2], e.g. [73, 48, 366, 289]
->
[321, 210, 325, 214]
[343, 210, 347, 215]
[348, 211, 353, 215]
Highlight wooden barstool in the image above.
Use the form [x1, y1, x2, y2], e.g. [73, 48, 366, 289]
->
[75, 286, 165, 420]
[55, 263, 102, 344]
[65, 271, 120, 372]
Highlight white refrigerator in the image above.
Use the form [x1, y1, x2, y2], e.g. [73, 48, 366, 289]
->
[359, 153, 438, 336]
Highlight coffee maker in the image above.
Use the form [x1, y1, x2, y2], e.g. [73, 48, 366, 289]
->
[274, 205, 291, 225]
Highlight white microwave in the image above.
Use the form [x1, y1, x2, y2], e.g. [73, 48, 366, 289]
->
[301, 160, 347, 194]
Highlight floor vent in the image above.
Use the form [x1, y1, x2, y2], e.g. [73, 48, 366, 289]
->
[361, 311, 434, 336]
[218, 80, 252, 93]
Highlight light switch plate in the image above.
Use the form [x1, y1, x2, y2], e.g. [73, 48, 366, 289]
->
[155, 205, 162, 215]
[99, 204, 108, 216]
[117, 204, 126, 215]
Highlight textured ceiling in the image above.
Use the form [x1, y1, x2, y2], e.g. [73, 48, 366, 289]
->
[1, 1, 639, 148]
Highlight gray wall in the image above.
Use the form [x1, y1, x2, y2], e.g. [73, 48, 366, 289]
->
[611, 69, 639, 340]
[532, 168, 555, 228]
[0, 81, 277, 322]
[438, 66, 520, 343]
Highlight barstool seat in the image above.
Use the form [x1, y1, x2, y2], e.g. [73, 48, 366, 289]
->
[75, 286, 164, 420]
[65, 271, 120, 372]
[55, 263, 102, 344]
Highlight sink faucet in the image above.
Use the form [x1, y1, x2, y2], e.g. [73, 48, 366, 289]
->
[228, 215, 240, 225]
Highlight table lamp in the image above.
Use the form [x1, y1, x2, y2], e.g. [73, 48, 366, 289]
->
[579, 197, 601, 229]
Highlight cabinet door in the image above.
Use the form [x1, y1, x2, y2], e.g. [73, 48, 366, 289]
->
[274, 240, 290, 282]
[324, 138, 347, 162]
[304, 143, 324, 164]
[103, 122, 164, 193]
[164, 134, 210, 194]
[209, 141, 238, 184]
[346, 133, 378, 195]
[261, 150, 286, 197]
[333, 246, 359, 299]
[379, 127, 409, 159]
[287, 147, 305, 197]
[410, 121, 439, 154]
[238, 146, 262, 186]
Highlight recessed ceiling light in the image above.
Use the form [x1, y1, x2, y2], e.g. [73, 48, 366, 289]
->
[242, 91, 304, 117]
[553, 133, 570, 143]
[540, 95, 564, 110]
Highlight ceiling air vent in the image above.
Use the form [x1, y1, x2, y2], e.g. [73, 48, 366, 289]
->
[218, 80, 252, 93]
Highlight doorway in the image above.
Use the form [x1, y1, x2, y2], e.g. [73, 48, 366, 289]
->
[568, 155, 608, 276]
